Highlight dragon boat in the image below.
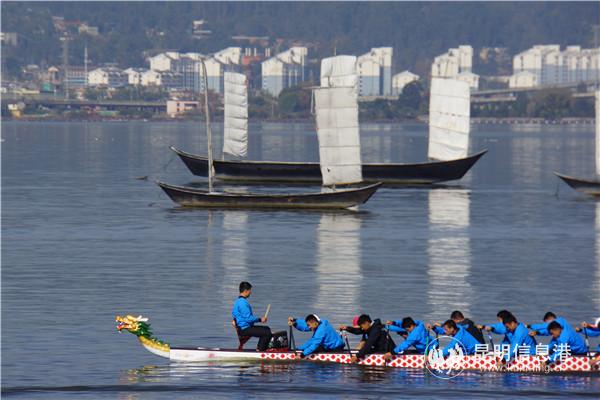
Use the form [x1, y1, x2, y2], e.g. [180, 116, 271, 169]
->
[116, 315, 600, 374]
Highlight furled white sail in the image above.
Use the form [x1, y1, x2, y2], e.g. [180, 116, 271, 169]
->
[596, 90, 600, 176]
[314, 86, 362, 186]
[428, 77, 471, 161]
[223, 71, 248, 157]
[320, 55, 357, 88]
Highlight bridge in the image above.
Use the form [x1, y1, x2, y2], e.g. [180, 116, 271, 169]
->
[1, 93, 166, 112]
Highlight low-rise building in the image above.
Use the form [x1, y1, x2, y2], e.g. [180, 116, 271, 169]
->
[88, 67, 127, 87]
[167, 100, 201, 117]
[508, 71, 538, 88]
[392, 71, 419, 95]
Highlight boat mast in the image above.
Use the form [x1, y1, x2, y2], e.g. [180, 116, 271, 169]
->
[200, 59, 214, 193]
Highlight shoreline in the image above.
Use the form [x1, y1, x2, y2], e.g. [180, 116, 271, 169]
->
[2, 116, 595, 125]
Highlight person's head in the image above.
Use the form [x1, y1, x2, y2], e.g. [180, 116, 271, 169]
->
[357, 314, 372, 331]
[502, 314, 518, 331]
[305, 314, 321, 330]
[239, 281, 252, 297]
[450, 310, 465, 323]
[497, 310, 513, 322]
[443, 319, 458, 336]
[543, 312, 557, 323]
[401, 317, 417, 332]
[548, 321, 562, 339]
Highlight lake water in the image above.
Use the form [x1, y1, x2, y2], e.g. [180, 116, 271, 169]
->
[2, 121, 599, 398]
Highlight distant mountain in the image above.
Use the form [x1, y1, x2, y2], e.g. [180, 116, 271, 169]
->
[2, 1, 598, 77]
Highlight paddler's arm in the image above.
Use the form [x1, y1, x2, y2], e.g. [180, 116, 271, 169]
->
[385, 320, 407, 334]
[529, 322, 549, 336]
[291, 318, 312, 332]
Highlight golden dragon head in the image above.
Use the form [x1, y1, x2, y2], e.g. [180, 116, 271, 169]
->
[116, 315, 151, 337]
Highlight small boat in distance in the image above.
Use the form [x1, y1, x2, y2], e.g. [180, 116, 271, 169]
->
[171, 70, 486, 185]
[555, 90, 600, 196]
[158, 58, 382, 209]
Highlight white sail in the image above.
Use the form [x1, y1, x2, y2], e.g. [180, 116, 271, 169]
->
[596, 90, 600, 176]
[320, 55, 357, 88]
[428, 77, 471, 161]
[314, 86, 362, 186]
[223, 72, 248, 157]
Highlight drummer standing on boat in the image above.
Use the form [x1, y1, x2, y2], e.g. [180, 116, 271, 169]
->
[232, 281, 271, 351]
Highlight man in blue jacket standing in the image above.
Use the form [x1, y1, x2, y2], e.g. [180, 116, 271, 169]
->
[288, 314, 345, 357]
[231, 281, 271, 351]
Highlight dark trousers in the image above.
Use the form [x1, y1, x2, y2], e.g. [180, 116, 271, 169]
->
[239, 325, 272, 351]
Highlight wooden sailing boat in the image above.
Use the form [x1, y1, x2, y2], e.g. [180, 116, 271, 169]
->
[170, 56, 486, 184]
[555, 90, 600, 196]
[157, 62, 381, 209]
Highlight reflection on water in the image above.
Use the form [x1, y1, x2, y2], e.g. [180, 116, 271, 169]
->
[221, 212, 249, 298]
[596, 202, 600, 309]
[427, 189, 472, 321]
[314, 214, 362, 319]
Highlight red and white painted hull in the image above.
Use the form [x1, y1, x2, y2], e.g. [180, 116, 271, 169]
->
[144, 343, 599, 373]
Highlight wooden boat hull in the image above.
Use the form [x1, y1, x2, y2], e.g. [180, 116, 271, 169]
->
[142, 342, 598, 374]
[555, 172, 600, 196]
[170, 146, 487, 184]
[156, 181, 382, 209]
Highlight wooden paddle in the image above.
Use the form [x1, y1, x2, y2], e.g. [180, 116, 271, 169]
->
[263, 304, 271, 321]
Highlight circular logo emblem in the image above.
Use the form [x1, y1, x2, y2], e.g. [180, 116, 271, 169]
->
[424, 335, 466, 379]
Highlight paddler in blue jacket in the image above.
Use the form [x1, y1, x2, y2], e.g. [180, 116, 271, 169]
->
[478, 310, 515, 345]
[384, 317, 432, 360]
[288, 314, 345, 357]
[546, 321, 588, 363]
[528, 311, 574, 353]
[439, 320, 480, 357]
[430, 310, 485, 344]
[578, 319, 600, 364]
[231, 281, 271, 351]
[502, 314, 536, 361]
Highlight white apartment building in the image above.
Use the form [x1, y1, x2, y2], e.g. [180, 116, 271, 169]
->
[357, 47, 393, 97]
[510, 45, 600, 88]
[431, 45, 478, 89]
[261, 46, 307, 97]
[87, 67, 127, 87]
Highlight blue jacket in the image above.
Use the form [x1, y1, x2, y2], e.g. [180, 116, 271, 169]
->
[442, 326, 480, 357]
[231, 296, 260, 330]
[294, 319, 344, 356]
[548, 328, 588, 362]
[581, 327, 600, 352]
[387, 320, 407, 334]
[392, 320, 432, 355]
[484, 322, 511, 344]
[530, 317, 573, 336]
[505, 322, 536, 360]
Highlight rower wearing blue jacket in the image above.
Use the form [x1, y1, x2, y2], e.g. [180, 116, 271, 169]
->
[479, 310, 515, 345]
[440, 320, 480, 357]
[288, 314, 344, 357]
[547, 321, 588, 363]
[578, 320, 600, 351]
[231, 281, 271, 351]
[430, 311, 485, 344]
[384, 317, 432, 360]
[502, 314, 536, 361]
[528, 312, 573, 353]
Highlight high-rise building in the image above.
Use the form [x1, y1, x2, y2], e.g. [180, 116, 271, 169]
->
[357, 47, 393, 97]
[261, 47, 307, 97]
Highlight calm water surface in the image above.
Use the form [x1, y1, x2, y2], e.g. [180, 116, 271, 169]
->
[2, 121, 600, 398]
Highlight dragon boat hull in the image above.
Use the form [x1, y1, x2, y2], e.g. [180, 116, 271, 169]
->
[139, 340, 598, 374]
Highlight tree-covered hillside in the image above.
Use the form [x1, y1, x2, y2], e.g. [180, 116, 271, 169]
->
[2, 1, 598, 76]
